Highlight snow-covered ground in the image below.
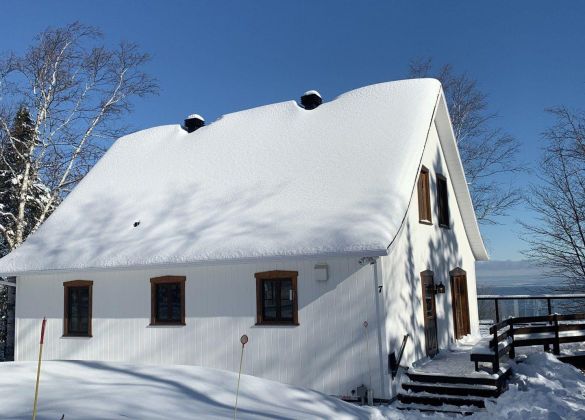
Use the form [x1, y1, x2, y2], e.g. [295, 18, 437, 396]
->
[0, 354, 584, 419]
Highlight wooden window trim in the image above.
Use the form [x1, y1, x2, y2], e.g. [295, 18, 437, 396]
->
[150, 276, 186, 326]
[255, 270, 299, 326]
[436, 174, 450, 228]
[418, 166, 432, 224]
[63, 280, 93, 337]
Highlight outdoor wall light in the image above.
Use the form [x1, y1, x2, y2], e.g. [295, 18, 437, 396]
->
[435, 282, 446, 294]
[314, 263, 328, 282]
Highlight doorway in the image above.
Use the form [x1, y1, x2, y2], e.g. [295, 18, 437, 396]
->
[420, 270, 438, 357]
[450, 268, 471, 339]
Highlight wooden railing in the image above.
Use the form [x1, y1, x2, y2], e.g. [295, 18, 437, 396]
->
[471, 313, 585, 373]
[478, 294, 585, 324]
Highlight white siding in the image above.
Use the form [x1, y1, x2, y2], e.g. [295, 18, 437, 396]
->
[14, 121, 482, 401]
[16, 257, 386, 398]
[379, 121, 480, 394]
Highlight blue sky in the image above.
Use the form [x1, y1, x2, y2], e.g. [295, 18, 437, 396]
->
[2, 1, 584, 261]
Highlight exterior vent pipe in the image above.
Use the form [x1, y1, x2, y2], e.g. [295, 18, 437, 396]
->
[183, 114, 205, 133]
[300, 90, 322, 110]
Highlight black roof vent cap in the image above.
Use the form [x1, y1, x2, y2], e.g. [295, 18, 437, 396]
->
[184, 114, 205, 133]
[300, 90, 322, 110]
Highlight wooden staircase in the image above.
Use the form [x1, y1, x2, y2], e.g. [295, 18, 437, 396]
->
[395, 368, 512, 415]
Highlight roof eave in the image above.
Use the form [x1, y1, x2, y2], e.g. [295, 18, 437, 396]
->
[434, 92, 489, 261]
[0, 248, 389, 277]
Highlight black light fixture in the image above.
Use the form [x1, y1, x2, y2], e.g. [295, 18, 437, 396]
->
[435, 282, 446, 294]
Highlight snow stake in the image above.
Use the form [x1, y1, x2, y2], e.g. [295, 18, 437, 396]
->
[32, 317, 47, 420]
[363, 321, 373, 406]
[234, 334, 248, 420]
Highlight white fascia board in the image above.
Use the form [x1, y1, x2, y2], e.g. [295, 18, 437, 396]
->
[434, 93, 489, 261]
[0, 248, 389, 277]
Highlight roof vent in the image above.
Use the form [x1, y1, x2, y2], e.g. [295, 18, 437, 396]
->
[300, 90, 322, 110]
[183, 114, 205, 133]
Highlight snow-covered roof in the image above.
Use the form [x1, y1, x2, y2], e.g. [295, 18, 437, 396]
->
[0, 79, 487, 275]
[303, 90, 321, 97]
[186, 113, 204, 121]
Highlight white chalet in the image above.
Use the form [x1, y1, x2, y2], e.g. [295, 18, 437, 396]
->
[0, 79, 488, 400]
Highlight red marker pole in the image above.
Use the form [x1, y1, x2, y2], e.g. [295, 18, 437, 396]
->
[234, 334, 248, 420]
[32, 317, 47, 420]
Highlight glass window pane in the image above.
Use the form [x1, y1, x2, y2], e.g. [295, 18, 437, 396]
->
[170, 284, 181, 321]
[263, 281, 277, 320]
[156, 283, 182, 322]
[425, 284, 434, 316]
[156, 284, 169, 321]
[280, 280, 293, 320]
[68, 287, 89, 334]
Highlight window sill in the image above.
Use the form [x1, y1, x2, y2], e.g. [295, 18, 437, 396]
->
[61, 335, 92, 339]
[419, 220, 433, 225]
[254, 322, 299, 327]
[148, 322, 186, 327]
[439, 224, 450, 229]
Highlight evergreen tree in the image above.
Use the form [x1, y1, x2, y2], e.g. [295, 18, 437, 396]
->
[0, 106, 50, 255]
[0, 106, 45, 361]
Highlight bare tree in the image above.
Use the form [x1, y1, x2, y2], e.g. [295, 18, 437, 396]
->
[409, 58, 522, 224]
[0, 22, 157, 252]
[521, 107, 585, 292]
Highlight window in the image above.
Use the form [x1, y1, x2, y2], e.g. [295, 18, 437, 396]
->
[437, 174, 449, 227]
[63, 280, 93, 337]
[418, 166, 432, 224]
[150, 276, 186, 325]
[255, 271, 298, 325]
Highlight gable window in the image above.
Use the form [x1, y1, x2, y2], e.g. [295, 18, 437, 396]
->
[418, 166, 432, 224]
[255, 271, 298, 325]
[63, 280, 93, 337]
[437, 174, 450, 227]
[150, 276, 186, 325]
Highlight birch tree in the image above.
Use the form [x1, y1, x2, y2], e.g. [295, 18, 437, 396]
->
[409, 58, 522, 224]
[522, 107, 585, 292]
[0, 22, 157, 253]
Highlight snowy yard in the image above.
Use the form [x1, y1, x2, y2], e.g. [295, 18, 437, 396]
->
[1, 353, 585, 419]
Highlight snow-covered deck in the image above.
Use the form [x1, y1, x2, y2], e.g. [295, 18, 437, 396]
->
[410, 336, 510, 377]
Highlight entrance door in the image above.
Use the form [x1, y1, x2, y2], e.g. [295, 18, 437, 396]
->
[420, 270, 438, 357]
[450, 268, 471, 339]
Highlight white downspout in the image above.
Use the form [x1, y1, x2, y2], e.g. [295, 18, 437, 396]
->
[359, 256, 387, 399]
[372, 258, 387, 398]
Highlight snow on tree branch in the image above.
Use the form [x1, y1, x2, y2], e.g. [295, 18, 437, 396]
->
[0, 22, 158, 254]
[408, 58, 523, 224]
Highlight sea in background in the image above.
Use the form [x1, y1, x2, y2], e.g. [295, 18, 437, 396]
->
[475, 260, 579, 320]
[476, 260, 560, 295]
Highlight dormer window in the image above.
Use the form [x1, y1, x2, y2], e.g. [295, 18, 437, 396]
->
[418, 166, 432, 224]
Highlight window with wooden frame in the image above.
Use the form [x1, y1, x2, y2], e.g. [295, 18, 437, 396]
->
[150, 276, 186, 326]
[436, 174, 450, 227]
[418, 166, 432, 224]
[63, 280, 93, 337]
[255, 271, 298, 325]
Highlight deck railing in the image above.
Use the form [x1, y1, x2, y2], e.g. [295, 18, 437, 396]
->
[477, 294, 585, 324]
[471, 312, 585, 373]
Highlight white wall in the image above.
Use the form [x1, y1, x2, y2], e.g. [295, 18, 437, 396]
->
[380, 121, 479, 392]
[16, 257, 387, 398]
[14, 122, 481, 401]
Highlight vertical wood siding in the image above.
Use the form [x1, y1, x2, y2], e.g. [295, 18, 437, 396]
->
[14, 121, 481, 400]
[380, 122, 480, 377]
[16, 257, 386, 398]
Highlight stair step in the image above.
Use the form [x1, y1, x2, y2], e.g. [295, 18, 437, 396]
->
[405, 371, 498, 387]
[394, 401, 483, 415]
[397, 392, 489, 408]
[402, 382, 500, 398]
